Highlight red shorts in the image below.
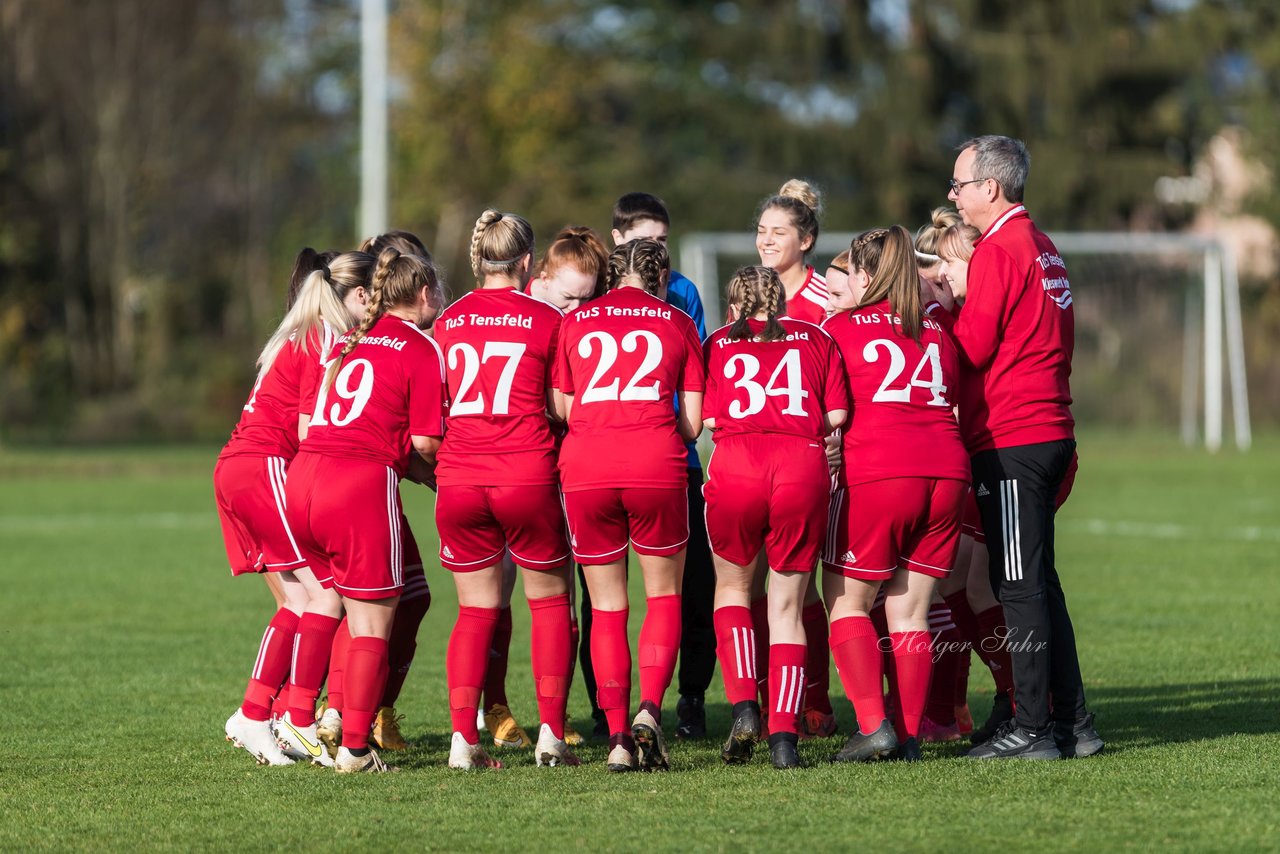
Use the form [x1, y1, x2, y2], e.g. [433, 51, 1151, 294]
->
[823, 477, 967, 581]
[435, 482, 569, 572]
[962, 489, 986, 544]
[704, 434, 829, 573]
[561, 486, 688, 563]
[213, 455, 307, 576]
[284, 453, 405, 600]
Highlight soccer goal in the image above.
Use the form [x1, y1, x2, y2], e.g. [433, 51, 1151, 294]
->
[678, 231, 1250, 452]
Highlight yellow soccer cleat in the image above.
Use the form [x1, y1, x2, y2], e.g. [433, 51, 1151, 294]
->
[483, 704, 532, 749]
[563, 722, 584, 747]
[370, 706, 410, 752]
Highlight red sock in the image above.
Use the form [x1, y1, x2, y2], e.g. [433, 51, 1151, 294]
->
[713, 606, 757, 705]
[925, 605, 960, 725]
[943, 592, 977, 708]
[569, 615, 580, 682]
[326, 617, 352, 714]
[529, 594, 572, 739]
[830, 616, 886, 735]
[270, 691, 288, 719]
[241, 608, 299, 721]
[750, 596, 770, 706]
[287, 612, 341, 726]
[591, 608, 632, 736]
[870, 599, 896, 715]
[975, 605, 1015, 696]
[446, 606, 499, 743]
[638, 595, 681, 713]
[383, 583, 430, 707]
[891, 630, 933, 739]
[341, 636, 389, 750]
[801, 600, 832, 715]
[768, 643, 807, 735]
[483, 606, 513, 709]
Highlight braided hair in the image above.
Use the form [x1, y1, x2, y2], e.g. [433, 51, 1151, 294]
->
[849, 226, 924, 345]
[726, 266, 787, 342]
[605, 238, 669, 296]
[469, 209, 535, 282]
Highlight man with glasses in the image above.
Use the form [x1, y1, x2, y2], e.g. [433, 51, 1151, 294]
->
[924, 135, 1103, 760]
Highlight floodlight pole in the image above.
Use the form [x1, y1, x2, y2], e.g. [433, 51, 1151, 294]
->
[359, 0, 388, 241]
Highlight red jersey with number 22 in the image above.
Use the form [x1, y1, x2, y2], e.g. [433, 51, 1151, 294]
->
[555, 287, 705, 491]
[433, 287, 563, 486]
[703, 318, 847, 442]
[822, 300, 968, 487]
[299, 314, 446, 476]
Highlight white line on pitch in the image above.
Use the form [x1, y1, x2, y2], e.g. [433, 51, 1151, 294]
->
[0, 512, 212, 533]
[1062, 518, 1280, 543]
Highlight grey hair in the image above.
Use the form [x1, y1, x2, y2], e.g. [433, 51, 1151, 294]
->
[959, 135, 1030, 203]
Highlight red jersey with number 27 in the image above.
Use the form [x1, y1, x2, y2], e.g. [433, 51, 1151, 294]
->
[433, 287, 563, 486]
[822, 300, 968, 487]
[703, 318, 847, 442]
[555, 287, 706, 491]
[299, 314, 446, 476]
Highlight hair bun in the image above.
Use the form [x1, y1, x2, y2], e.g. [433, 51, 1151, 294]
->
[478, 209, 504, 229]
[778, 178, 822, 216]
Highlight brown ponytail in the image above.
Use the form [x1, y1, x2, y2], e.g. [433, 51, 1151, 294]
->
[726, 265, 787, 342]
[850, 225, 924, 345]
[605, 238, 669, 296]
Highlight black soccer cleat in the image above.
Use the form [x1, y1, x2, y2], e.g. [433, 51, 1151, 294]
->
[675, 694, 707, 740]
[768, 732, 801, 769]
[891, 736, 922, 762]
[1054, 712, 1105, 759]
[720, 700, 761, 765]
[970, 691, 1014, 746]
[967, 720, 1061, 760]
[832, 720, 898, 763]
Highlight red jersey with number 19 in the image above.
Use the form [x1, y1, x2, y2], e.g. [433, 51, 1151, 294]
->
[703, 318, 847, 441]
[433, 287, 563, 486]
[555, 287, 706, 491]
[822, 300, 968, 487]
[299, 314, 446, 476]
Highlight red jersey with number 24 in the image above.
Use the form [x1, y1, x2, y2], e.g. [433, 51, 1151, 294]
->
[299, 314, 446, 476]
[555, 287, 706, 491]
[703, 318, 847, 442]
[822, 300, 968, 487]
[433, 287, 563, 486]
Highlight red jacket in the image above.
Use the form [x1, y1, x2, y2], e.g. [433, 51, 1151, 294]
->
[930, 205, 1074, 453]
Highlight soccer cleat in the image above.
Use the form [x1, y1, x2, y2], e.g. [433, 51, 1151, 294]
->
[967, 721, 1061, 760]
[631, 708, 670, 771]
[606, 738, 638, 773]
[675, 694, 707, 739]
[484, 704, 532, 749]
[1054, 712, 1105, 759]
[768, 732, 801, 769]
[798, 709, 838, 740]
[832, 720, 898, 763]
[448, 732, 503, 770]
[563, 722, 584, 747]
[720, 701, 761, 765]
[970, 691, 1014, 745]
[918, 715, 962, 743]
[316, 708, 343, 758]
[891, 737, 923, 762]
[371, 706, 409, 751]
[274, 711, 336, 767]
[954, 704, 974, 735]
[225, 710, 295, 766]
[334, 746, 395, 773]
[534, 724, 581, 767]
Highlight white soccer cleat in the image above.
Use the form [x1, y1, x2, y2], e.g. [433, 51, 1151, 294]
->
[606, 742, 638, 773]
[447, 732, 503, 770]
[534, 723, 581, 768]
[274, 711, 335, 767]
[631, 708, 670, 771]
[476, 707, 487, 732]
[316, 708, 342, 758]
[225, 709, 294, 766]
[334, 746, 395, 774]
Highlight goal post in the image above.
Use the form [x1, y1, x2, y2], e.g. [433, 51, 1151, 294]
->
[678, 231, 1251, 452]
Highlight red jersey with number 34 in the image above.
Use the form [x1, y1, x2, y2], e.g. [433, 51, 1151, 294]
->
[555, 287, 706, 491]
[703, 318, 847, 442]
[299, 314, 446, 476]
[822, 300, 968, 486]
[433, 287, 563, 486]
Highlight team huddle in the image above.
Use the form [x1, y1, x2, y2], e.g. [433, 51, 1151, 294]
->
[214, 134, 1104, 773]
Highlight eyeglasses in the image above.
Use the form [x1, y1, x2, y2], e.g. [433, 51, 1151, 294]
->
[948, 177, 989, 194]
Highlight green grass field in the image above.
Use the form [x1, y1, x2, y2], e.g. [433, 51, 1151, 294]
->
[1, 433, 1278, 851]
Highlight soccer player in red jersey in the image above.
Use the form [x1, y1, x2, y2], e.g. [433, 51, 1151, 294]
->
[433, 210, 578, 770]
[215, 249, 369, 766]
[822, 226, 970, 763]
[553, 238, 705, 772]
[282, 248, 446, 773]
[703, 266, 848, 769]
